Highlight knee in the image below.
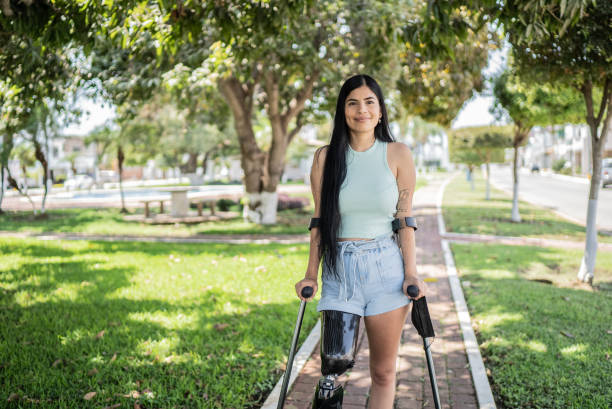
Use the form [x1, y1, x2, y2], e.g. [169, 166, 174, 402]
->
[370, 365, 396, 387]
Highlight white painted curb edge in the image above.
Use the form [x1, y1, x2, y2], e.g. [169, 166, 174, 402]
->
[261, 319, 321, 409]
[437, 176, 497, 409]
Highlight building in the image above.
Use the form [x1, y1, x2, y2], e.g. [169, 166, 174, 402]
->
[524, 124, 612, 176]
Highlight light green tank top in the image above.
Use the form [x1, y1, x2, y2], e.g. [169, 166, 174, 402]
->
[338, 138, 399, 238]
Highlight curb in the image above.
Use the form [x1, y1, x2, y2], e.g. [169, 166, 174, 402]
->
[261, 319, 321, 409]
[437, 175, 497, 409]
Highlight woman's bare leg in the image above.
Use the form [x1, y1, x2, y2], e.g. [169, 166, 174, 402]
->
[364, 304, 410, 409]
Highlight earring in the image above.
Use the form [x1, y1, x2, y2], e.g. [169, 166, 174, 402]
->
[378, 118, 381, 124]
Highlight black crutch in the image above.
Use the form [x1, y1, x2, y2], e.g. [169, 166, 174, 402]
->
[277, 286, 314, 409]
[407, 285, 441, 409]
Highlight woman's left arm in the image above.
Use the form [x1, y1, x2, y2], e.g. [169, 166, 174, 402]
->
[392, 143, 426, 299]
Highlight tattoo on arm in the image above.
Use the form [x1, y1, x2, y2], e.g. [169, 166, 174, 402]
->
[396, 188, 412, 213]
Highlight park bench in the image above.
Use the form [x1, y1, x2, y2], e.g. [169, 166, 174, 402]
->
[190, 194, 242, 216]
[140, 199, 166, 218]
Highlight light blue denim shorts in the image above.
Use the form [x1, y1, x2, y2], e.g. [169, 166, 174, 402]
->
[317, 234, 411, 317]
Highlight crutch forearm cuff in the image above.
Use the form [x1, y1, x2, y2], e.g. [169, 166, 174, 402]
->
[392, 216, 418, 233]
[308, 217, 321, 231]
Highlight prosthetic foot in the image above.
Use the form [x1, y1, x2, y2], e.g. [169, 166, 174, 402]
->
[312, 310, 361, 409]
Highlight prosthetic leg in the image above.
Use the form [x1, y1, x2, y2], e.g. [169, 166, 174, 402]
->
[312, 310, 361, 409]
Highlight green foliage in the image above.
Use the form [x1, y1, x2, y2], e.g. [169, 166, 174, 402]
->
[492, 69, 585, 139]
[449, 125, 512, 166]
[502, 1, 612, 85]
[11, 140, 36, 171]
[552, 158, 567, 172]
[398, 25, 495, 127]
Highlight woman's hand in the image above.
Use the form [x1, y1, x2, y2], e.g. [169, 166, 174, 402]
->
[402, 274, 426, 300]
[295, 277, 318, 301]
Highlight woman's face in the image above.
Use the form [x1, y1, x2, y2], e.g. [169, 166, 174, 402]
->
[344, 85, 382, 137]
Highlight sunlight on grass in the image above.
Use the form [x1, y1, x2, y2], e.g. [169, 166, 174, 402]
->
[0, 237, 318, 408]
[452, 242, 612, 408]
[560, 344, 587, 360]
[480, 311, 524, 327]
[130, 311, 199, 330]
[524, 340, 547, 353]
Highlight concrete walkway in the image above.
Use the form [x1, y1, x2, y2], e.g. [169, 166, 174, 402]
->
[283, 179, 480, 409]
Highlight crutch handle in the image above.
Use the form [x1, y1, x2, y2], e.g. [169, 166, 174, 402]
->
[407, 285, 419, 298]
[301, 286, 314, 298]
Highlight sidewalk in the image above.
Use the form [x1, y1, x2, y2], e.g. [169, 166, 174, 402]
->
[283, 179, 479, 409]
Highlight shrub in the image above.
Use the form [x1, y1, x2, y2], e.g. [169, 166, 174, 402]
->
[552, 158, 566, 172]
[217, 198, 237, 211]
[277, 193, 309, 211]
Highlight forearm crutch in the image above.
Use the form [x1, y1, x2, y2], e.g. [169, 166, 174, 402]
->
[407, 285, 440, 409]
[277, 286, 314, 409]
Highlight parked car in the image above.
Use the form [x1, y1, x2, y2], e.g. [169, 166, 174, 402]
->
[602, 158, 612, 188]
[64, 174, 94, 191]
[531, 164, 540, 173]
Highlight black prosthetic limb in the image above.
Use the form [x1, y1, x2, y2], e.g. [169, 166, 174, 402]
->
[312, 310, 361, 409]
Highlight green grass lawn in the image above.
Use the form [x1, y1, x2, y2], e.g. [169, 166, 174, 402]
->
[443, 173, 612, 243]
[0, 207, 312, 236]
[1, 180, 427, 237]
[451, 243, 612, 408]
[0, 237, 318, 408]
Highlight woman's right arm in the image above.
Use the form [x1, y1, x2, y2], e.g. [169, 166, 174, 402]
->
[295, 146, 327, 301]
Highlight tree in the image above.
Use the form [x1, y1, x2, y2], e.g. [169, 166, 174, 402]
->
[85, 124, 129, 213]
[7, 139, 37, 213]
[501, 1, 611, 283]
[414, 0, 611, 282]
[449, 125, 511, 198]
[491, 69, 584, 221]
[20, 100, 71, 214]
[398, 22, 495, 128]
[108, 1, 477, 224]
[1, 2, 92, 213]
[410, 116, 445, 172]
[11, 140, 37, 186]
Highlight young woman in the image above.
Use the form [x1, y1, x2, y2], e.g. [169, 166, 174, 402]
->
[294, 74, 425, 409]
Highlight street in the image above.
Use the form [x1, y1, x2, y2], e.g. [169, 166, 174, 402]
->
[490, 165, 612, 231]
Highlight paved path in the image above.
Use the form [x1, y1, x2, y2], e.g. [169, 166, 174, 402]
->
[283, 179, 479, 409]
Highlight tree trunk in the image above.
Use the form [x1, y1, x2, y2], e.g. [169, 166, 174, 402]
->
[511, 144, 521, 222]
[6, 167, 37, 213]
[577, 78, 611, 283]
[117, 145, 127, 213]
[201, 149, 213, 180]
[219, 70, 316, 224]
[32, 138, 49, 214]
[0, 165, 5, 214]
[485, 160, 491, 200]
[218, 77, 266, 223]
[0, 133, 14, 214]
[187, 152, 198, 173]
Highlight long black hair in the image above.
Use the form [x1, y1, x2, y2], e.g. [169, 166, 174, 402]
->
[318, 74, 395, 277]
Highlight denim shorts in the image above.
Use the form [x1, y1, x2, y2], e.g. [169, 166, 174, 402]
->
[317, 234, 411, 317]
